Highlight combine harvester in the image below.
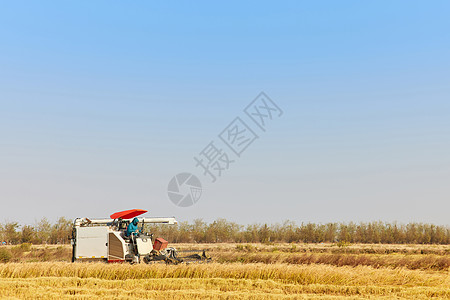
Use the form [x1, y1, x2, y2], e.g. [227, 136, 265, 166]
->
[71, 209, 210, 264]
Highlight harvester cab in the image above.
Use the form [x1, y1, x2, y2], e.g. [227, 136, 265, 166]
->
[71, 209, 210, 264]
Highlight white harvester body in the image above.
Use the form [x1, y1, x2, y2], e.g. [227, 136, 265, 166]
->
[71, 212, 177, 263]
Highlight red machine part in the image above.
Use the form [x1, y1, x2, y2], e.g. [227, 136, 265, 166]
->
[110, 209, 148, 220]
[153, 238, 168, 251]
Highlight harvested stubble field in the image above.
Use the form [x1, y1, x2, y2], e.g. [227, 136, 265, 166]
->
[0, 243, 448, 299]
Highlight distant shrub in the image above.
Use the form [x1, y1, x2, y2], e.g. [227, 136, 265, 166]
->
[19, 243, 32, 251]
[11, 243, 32, 257]
[0, 248, 12, 263]
[244, 244, 255, 252]
[337, 241, 351, 248]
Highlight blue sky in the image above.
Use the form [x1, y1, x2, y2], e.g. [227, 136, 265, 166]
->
[1, 1, 449, 225]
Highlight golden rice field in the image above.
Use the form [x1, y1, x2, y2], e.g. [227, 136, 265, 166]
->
[0, 243, 448, 299]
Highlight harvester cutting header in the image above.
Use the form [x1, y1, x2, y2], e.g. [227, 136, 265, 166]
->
[71, 209, 209, 264]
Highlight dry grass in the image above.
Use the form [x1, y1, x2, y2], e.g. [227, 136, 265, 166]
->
[0, 245, 71, 263]
[176, 243, 450, 270]
[1, 243, 449, 269]
[213, 251, 450, 270]
[0, 262, 448, 299]
[2, 243, 449, 270]
[0, 243, 448, 299]
[176, 242, 450, 255]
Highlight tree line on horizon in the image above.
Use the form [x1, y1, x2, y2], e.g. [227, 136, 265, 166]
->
[0, 218, 448, 245]
[0, 217, 72, 245]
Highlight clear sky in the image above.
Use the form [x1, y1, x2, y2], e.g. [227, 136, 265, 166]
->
[1, 1, 449, 225]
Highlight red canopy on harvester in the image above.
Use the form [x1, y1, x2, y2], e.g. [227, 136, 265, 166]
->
[110, 209, 148, 220]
